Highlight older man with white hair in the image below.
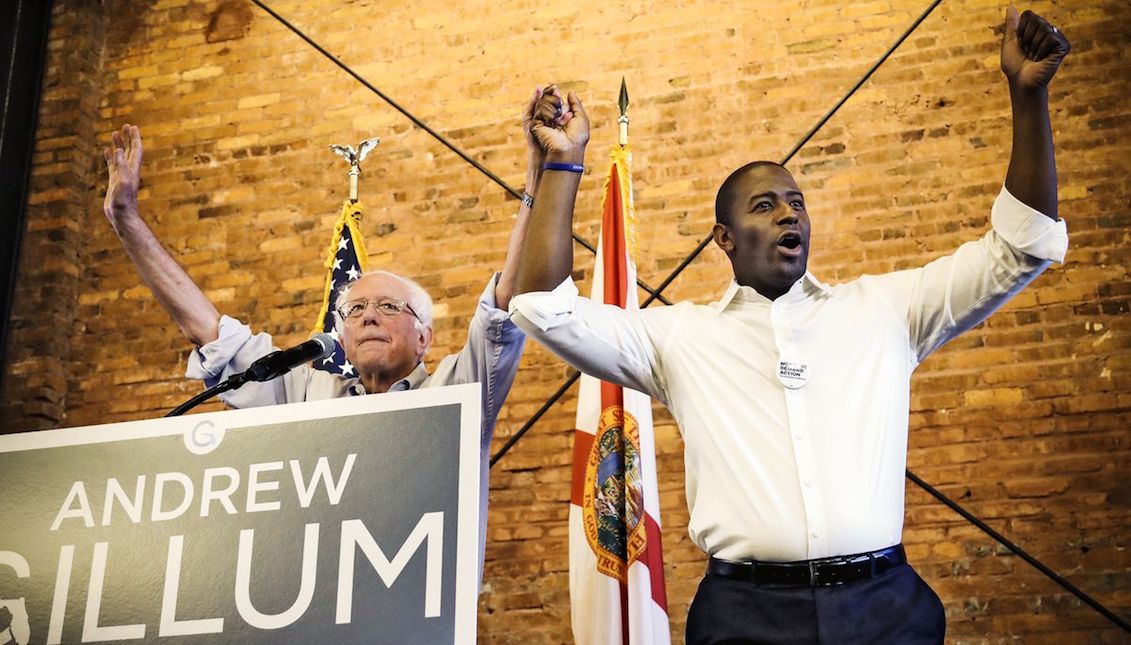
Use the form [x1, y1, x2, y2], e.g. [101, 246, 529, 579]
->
[188, 265, 519, 417]
[102, 89, 554, 571]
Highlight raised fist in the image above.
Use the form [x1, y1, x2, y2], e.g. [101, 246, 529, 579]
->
[529, 85, 589, 159]
[1001, 8, 1070, 90]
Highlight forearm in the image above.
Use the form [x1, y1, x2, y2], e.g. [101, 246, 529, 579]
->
[1004, 86, 1057, 221]
[109, 207, 220, 346]
[515, 150, 584, 294]
[495, 164, 542, 309]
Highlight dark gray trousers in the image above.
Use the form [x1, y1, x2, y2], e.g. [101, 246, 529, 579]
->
[686, 563, 946, 645]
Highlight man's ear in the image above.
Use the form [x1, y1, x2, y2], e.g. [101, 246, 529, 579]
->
[712, 222, 735, 257]
[417, 326, 434, 360]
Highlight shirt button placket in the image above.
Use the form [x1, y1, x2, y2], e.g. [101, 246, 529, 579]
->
[771, 298, 826, 558]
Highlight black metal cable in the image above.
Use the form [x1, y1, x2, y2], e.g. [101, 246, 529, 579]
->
[640, 233, 713, 307]
[165, 378, 239, 417]
[490, 370, 580, 467]
[248, 0, 670, 305]
[780, 0, 944, 165]
[906, 470, 1131, 632]
[641, 0, 945, 308]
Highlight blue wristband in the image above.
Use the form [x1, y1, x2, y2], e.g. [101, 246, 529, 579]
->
[543, 162, 585, 173]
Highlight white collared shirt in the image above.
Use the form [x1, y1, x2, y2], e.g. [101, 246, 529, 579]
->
[510, 186, 1068, 562]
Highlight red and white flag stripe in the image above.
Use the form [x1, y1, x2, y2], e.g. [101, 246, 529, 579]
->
[570, 146, 670, 645]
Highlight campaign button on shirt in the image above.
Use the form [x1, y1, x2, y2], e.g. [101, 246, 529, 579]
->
[777, 358, 810, 389]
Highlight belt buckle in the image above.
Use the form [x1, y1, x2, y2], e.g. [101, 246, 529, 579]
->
[811, 555, 850, 587]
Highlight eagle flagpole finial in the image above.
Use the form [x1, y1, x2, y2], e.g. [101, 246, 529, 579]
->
[329, 136, 381, 203]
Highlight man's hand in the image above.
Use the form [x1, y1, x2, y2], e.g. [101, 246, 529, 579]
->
[103, 124, 143, 221]
[498, 88, 554, 310]
[1001, 8, 1066, 219]
[514, 84, 589, 295]
[530, 85, 589, 162]
[522, 87, 547, 166]
[521, 87, 548, 193]
[1001, 7, 1070, 91]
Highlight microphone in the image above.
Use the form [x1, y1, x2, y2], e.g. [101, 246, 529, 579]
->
[166, 333, 337, 417]
[240, 333, 336, 383]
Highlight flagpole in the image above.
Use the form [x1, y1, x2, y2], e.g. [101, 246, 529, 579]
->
[618, 78, 629, 148]
[312, 137, 379, 372]
[330, 136, 380, 204]
[568, 78, 671, 645]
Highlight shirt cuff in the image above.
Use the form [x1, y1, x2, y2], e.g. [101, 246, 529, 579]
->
[185, 315, 252, 383]
[991, 185, 1069, 263]
[507, 276, 579, 332]
[476, 272, 524, 344]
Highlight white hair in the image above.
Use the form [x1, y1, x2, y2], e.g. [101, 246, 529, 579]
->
[333, 270, 434, 336]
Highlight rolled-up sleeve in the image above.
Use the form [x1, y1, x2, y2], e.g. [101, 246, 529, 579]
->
[891, 185, 1069, 362]
[991, 185, 1069, 263]
[184, 314, 293, 407]
[469, 273, 525, 436]
[187, 315, 256, 384]
[507, 276, 582, 333]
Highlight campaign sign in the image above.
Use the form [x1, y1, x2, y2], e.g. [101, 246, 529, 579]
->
[0, 383, 482, 644]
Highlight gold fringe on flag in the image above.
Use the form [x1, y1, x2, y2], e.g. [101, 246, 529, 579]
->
[310, 199, 372, 337]
[603, 145, 639, 264]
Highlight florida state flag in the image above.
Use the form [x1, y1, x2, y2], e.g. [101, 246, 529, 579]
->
[570, 145, 670, 645]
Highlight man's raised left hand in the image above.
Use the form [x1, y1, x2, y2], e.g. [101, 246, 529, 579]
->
[1001, 7, 1070, 91]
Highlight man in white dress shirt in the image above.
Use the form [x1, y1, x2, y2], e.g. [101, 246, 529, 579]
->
[509, 9, 1070, 644]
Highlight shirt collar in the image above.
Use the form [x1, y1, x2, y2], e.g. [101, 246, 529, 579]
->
[710, 272, 832, 313]
[389, 362, 430, 392]
[346, 361, 431, 396]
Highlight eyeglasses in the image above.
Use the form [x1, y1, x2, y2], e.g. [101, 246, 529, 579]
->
[337, 297, 420, 322]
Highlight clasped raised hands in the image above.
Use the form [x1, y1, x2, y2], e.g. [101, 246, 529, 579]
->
[529, 85, 590, 162]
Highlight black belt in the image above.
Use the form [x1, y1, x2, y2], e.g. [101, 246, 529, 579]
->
[708, 544, 906, 587]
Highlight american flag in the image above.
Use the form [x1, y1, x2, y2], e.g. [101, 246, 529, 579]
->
[311, 200, 371, 378]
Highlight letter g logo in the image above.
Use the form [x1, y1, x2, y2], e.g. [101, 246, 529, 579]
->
[185, 420, 225, 455]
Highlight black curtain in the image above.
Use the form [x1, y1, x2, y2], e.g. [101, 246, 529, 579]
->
[0, 0, 53, 385]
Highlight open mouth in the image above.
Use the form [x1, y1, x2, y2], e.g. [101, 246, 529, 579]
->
[777, 231, 803, 254]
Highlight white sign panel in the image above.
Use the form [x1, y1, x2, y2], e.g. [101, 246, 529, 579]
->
[0, 383, 482, 644]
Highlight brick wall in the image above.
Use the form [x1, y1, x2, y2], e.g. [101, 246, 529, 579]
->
[3, 0, 1129, 642]
[1, 0, 107, 430]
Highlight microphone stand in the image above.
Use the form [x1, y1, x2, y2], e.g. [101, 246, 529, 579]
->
[165, 372, 250, 418]
[164, 334, 335, 417]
